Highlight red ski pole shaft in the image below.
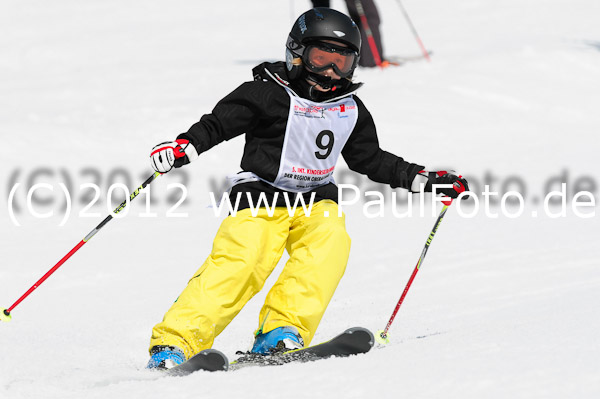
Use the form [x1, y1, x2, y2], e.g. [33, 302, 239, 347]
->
[380, 201, 450, 339]
[355, 0, 383, 67]
[3, 172, 161, 319]
[395, 0, 431, 62]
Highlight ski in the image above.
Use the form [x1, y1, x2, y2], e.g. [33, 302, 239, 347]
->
[165, 349, 229, 376]
[385, 51, 433, 66]
[230, 327, 374, 371]
[159, 327, 374, 375]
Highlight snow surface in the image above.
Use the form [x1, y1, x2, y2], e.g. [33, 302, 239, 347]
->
[1, 0, 599, 398]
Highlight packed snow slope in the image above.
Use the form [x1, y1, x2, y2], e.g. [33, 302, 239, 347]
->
[1, 1, 599, 398]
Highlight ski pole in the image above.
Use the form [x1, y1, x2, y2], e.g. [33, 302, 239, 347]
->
[1, 171, 162, 322]
[355, 0, 383, 67]
[376, 197, 453, 343]
[395, 0, 431, 62]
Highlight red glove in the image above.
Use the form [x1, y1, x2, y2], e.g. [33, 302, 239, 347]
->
[412, 170, 469, 199]
[150, 139, 199, 173]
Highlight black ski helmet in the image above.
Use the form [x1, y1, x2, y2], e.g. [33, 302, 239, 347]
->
[286, 8, 361, 80]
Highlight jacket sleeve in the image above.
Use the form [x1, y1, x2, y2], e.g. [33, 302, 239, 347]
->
[176, 81, 268, 154]
[341, 96, 424, 190]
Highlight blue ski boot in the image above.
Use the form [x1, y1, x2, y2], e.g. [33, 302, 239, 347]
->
[251, 326, 304, 355]
[147, 345, 186, 370]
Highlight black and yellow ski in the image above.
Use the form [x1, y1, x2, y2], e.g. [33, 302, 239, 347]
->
[230, 327, 374, 371]
[166, 349, 229, 376]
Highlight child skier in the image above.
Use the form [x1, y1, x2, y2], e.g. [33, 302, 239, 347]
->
[147, 7, 468, 369]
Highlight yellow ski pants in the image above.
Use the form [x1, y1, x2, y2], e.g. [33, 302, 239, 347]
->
[149, 200, 351, 359]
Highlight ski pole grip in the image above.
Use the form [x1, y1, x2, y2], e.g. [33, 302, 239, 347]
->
[442, 178, 467, 206]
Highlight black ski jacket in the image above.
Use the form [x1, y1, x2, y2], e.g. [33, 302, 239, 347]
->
[178, 62, 423, 209]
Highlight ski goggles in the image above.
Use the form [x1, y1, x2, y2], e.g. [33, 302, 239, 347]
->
[303, 43, 359, 78]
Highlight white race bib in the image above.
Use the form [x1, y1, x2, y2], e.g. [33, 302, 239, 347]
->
[270, 89, 359, 192]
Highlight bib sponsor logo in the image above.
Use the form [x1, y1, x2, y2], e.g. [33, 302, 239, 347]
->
[294, 104, 325, 118]
[294, 104, 356, 118]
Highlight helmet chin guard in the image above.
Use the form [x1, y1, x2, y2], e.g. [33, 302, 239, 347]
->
[304, 70, 346, 92]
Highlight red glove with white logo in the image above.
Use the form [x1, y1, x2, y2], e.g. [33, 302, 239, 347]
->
[412, 170, 469, 199]
[149, 139, 199, 173]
